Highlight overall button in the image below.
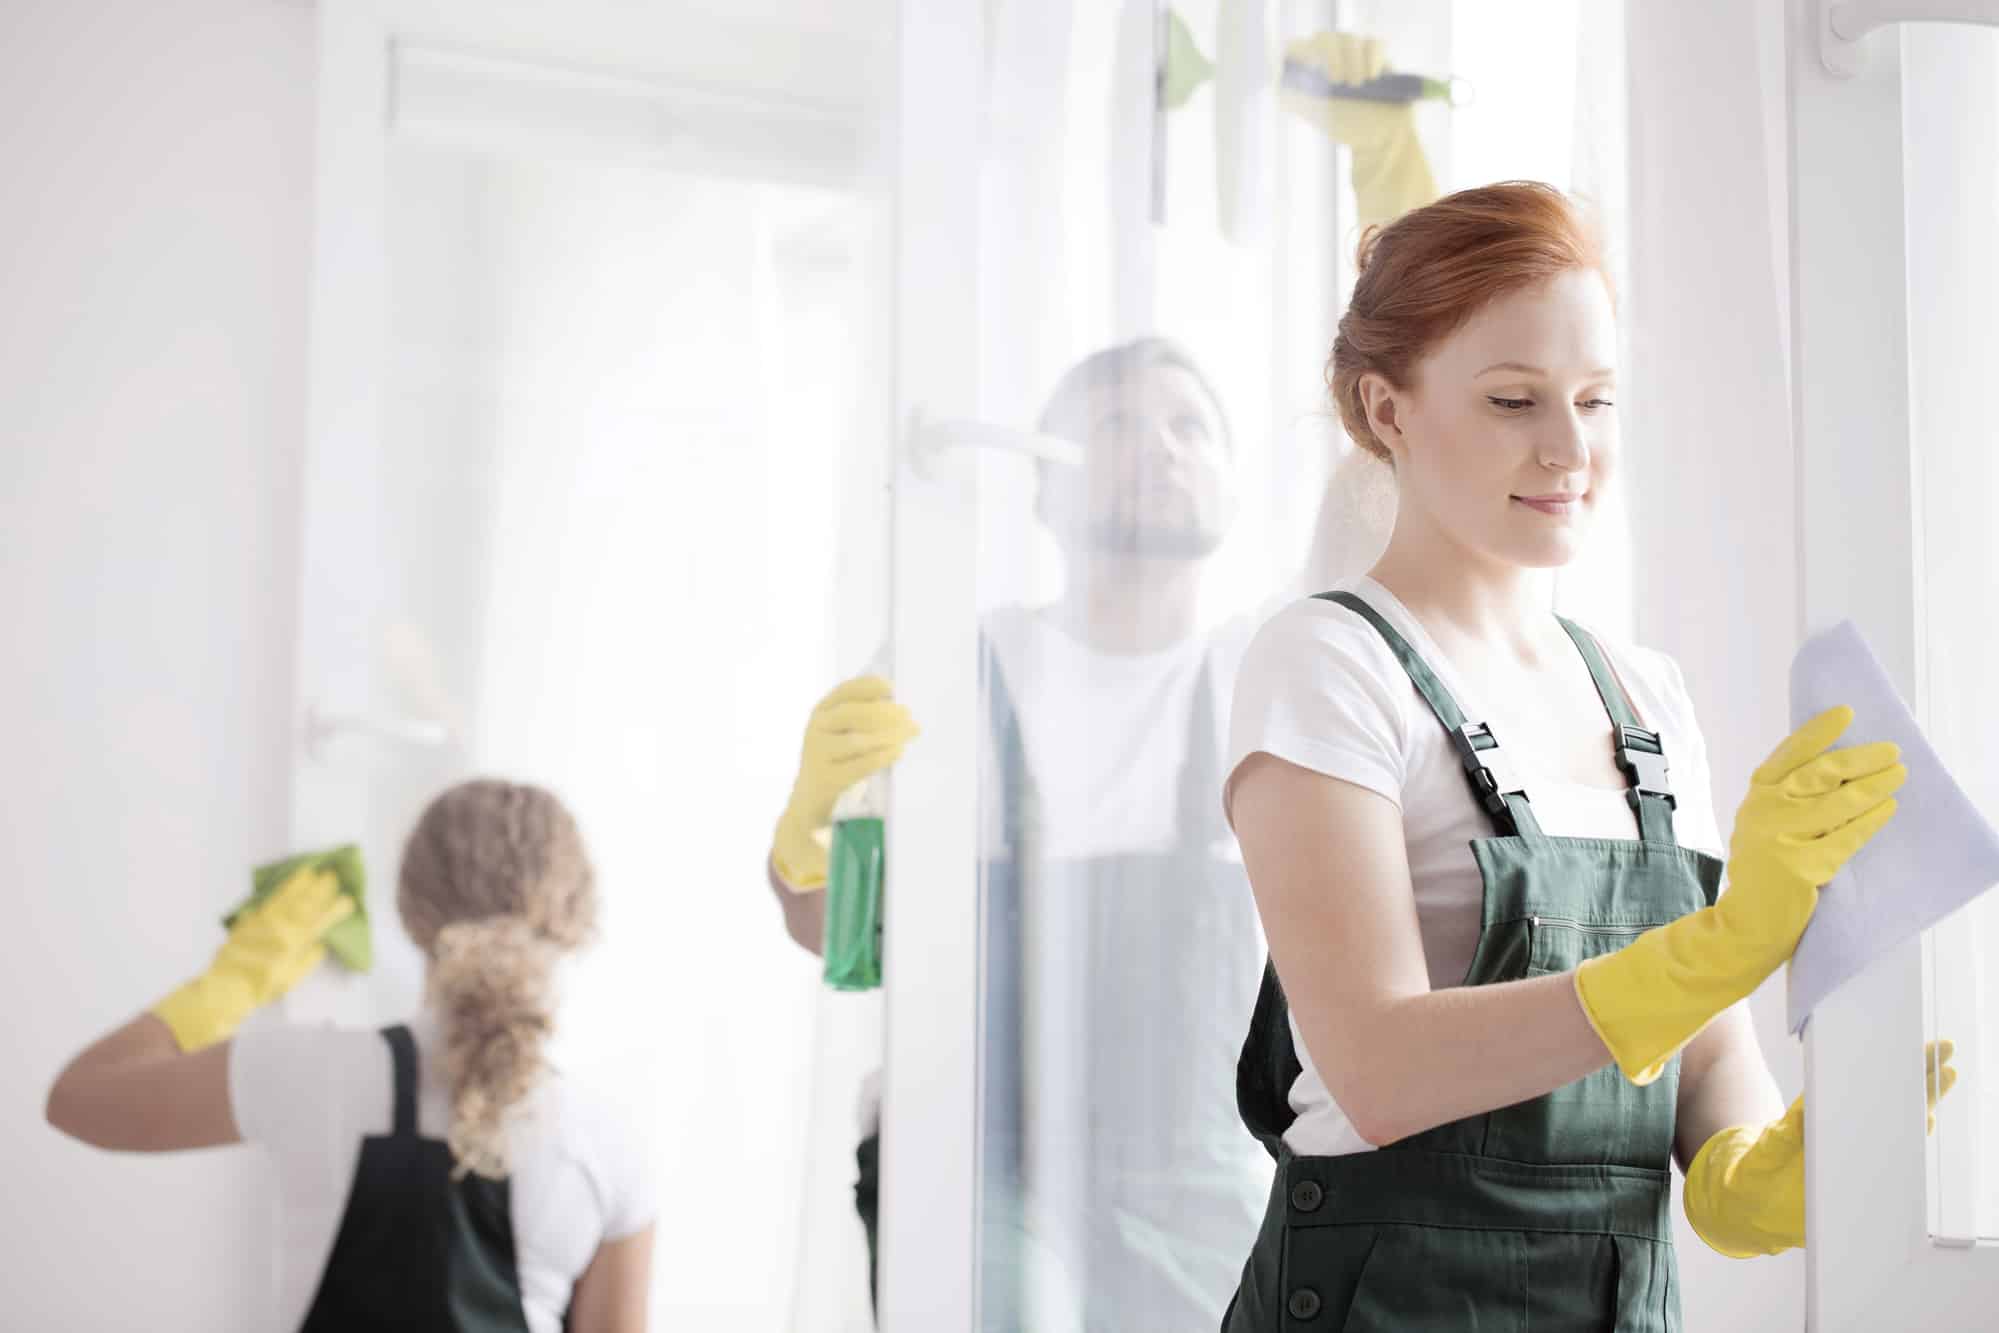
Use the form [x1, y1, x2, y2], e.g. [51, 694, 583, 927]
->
[1288, 1287, 1323, 1319]
[1290, 1179, 1324, 1213]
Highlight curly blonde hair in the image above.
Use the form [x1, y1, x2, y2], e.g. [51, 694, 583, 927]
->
[398, 779, 597, 1178]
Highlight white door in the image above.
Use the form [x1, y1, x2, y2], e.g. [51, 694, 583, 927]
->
[1788, 1, 1999, 1327]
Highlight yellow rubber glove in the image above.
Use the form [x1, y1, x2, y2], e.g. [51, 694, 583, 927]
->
[1576, 706, 1906, 1084]
[1280, 32, 1440, 229]
[770, 676, 920, 892]
[151, 866, 354, 1052]
[1685, 1040, 1959, 1257]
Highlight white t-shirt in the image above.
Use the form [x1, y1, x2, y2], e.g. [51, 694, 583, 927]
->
[230, 1012, 658, 1333]
[982, 604, 1249, 859]
[855, 606, 1252, 1140]
[1223, 576, 1726, 1157]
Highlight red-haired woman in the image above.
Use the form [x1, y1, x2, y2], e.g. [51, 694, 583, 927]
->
[1219, 182, 1909, 1329]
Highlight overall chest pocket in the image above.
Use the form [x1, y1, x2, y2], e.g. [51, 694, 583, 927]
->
[1481, 916, 1680, 1168]
[1526, 914, 1649, 974]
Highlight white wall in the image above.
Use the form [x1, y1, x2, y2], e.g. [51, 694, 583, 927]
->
[1626, 1, 1806, 1328]
[0, 1, 313, 1326]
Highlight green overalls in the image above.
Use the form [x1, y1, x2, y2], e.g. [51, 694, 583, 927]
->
[300, 1025, 538, 1333]
[855, 639, 1267, 1329]
[982, 638, 1267, 1329]
[1223, 591, 1723, 1332]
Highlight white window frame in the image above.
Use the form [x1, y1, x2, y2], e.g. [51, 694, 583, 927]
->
[878, 3, 985, 1323]
[1789, 1, 1999, 1326]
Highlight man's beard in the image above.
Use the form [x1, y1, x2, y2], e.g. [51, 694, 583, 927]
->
[1081, 513, 1227, 560]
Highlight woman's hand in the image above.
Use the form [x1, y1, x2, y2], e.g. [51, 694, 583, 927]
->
[40, 872, 346, 1151]
[151, 864, 353, 1052]
[769, 676, 919, 892]
[1280, 32, 1439, 227]
[1575, 705, 1905, 1084]
[1716, 704, 1905, 976]
[1684, 1040, 1957, 1258]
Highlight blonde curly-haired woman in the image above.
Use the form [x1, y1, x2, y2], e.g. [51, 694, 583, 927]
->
[46, 779, 656, 1333]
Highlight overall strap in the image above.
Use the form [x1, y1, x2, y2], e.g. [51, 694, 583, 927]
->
[380, 1025, 419, 1138]
[1556, 619, 1679, 845]
[1172, 652, 1225, 853]
[1315, 591, 1542, 839]
[984, 634, 1031, 861]
[978, 635, 1029, 1218]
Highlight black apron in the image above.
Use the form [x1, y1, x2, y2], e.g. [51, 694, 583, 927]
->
[299, 1025, 536, 1333]
[1222, 591, 1721, 1331]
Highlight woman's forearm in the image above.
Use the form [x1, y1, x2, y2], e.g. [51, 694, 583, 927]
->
[1299, 969, 1611, 1146]
[47, 1013, 239, 1151]
[1671, 1003, 1784, 1170]
[1239, 758, 1621, 1147]
[769, 855, 826, 956]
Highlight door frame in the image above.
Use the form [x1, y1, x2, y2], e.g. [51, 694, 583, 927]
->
[878, 4, 986, 1325]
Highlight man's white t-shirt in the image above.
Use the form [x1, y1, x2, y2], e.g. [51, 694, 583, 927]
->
[853, 607, 1254, 1139]
[230, 1012, 658, 1333]
[1223, 576, 1727, 1157]
[981, 604, 1248, 859]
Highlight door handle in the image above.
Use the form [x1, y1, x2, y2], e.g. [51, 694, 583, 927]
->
[1820, 0, 1999, 76]
[303, 703, 451, 761]
[904, 407, 1083, 479]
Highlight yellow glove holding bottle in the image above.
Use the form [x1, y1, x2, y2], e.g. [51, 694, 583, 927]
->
[1686, 1040, 1958, 1257]
[771, 676, 920, 892]
[1576, 705, 1906, 1084]
[151, 865, 354, 1052]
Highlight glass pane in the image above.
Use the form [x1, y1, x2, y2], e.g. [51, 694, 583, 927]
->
[371, 133, 890, 1324]
[957, 2, 1634, 1323]
[965, 265, 1284, 1333]
[1911, 26, 1999, 1245]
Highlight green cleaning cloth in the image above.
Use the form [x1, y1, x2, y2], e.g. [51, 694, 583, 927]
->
[223, 844, 372, 972]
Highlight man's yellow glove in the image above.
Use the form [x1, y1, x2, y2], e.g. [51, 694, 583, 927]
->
[771, 676, 920, 892]
[1576, 706, 1906, 1084]
[1686, 1040, 1958, 1257]
[1280, 32, 1439, 229]
[151, 866, 354, 1052]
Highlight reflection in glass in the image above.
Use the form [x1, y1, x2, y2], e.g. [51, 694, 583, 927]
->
[975, 342, 1271, 1329]
[379, 142, 887, 1323]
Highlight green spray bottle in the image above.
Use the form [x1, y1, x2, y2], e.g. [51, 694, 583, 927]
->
[822, 768, 885, 991]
